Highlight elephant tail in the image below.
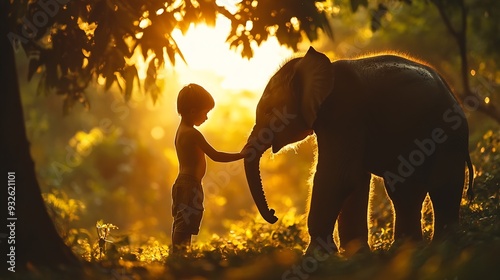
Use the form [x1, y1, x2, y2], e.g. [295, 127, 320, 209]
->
[466, 153, 474, 202]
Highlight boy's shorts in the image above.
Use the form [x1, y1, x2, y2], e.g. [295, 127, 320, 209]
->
[171, 174, 204, 235]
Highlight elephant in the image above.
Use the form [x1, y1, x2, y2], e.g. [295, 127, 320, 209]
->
[243, 46, 473, 253]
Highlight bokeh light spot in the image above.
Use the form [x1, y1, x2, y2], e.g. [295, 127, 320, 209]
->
[151, 126, 165, 140]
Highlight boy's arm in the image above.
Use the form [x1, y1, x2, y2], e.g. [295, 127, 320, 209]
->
[195, 131, 244, 162]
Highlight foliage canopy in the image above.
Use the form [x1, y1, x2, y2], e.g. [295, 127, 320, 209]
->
[7, 0, 333, 112]
[8, 0, 499, 118]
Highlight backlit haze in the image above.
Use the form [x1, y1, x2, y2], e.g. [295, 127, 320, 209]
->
[24, 13, 316, 245]
[172, 16, 293, 92]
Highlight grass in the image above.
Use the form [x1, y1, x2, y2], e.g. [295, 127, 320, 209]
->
[22, 129, 500, 279]
[68, 222, 498, 280]
[65, 201, 500, 280]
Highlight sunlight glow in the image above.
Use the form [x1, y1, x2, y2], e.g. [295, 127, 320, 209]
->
[216, 0, 239, 14]
[214, 196, 227, 206]
[171, 15, 293, 93]
[139, 18, 151, 29]
[332, 5, 341, 14]
[151, 126, 165, 140]
[290, 17, 300, 31]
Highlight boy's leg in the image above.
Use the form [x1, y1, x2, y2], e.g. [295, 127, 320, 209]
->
[170, 175, 203, 254]
[171, 231, 191, 253]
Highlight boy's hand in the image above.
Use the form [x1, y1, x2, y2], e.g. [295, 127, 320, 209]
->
[240, 143, 254, 159]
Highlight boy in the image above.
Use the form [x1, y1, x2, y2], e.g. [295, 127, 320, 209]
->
[172, 83, 245, 253]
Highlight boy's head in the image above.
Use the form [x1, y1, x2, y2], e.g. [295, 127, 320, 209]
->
[177, 83, 215, 116]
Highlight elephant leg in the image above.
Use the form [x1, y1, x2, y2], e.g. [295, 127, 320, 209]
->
[429, 186, 461, 240]
[306, 122, 367, 255]
[306, 169, 352, 255]
[337, 174, 371, 252]
[428, 150, 465, 240]
[386, 180, 427, 241]
[307, 168, 371, 257]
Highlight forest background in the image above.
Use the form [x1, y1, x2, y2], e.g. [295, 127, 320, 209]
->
[4, 0, 500, 278]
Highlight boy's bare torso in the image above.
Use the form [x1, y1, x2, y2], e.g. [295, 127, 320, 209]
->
[175, 123, 206, 181]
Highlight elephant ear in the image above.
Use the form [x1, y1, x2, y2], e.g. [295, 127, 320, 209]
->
[294, 47, 334, 128]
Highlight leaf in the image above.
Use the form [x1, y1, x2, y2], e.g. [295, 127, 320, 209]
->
[150, 86, 160, 105]
[104, 74, 115, 91]
[115, 73, 124, 92]
[144, 59, 157, 93]
[350, 0, 369, 12]
[178, 20, 191, 35]
[143, 58, 162, 104]
[241, 38, 253, 59]
[166, 44, 176, 65]
[371, 4, 389, 32]
[174, 41, 187, 65]
[153, 46, 165, 66]
[199, 0, 217, 26]
[122, 65, 138, 102]
[92, 25, 109, 59]
[157, 11, 176, 35]
[115, 34, 132, 58]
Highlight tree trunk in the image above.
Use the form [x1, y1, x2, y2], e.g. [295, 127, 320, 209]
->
[1, 5, 81, 275]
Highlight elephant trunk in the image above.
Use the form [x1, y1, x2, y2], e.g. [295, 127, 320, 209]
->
[244, 128, 278, 224]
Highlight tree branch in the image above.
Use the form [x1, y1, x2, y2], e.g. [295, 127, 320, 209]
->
[432, 0, 459, 39]
[432, 0, 500, 123]
[215, 5, 240, 24]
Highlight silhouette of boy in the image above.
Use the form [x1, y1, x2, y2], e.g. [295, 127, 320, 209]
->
[171, 83, 245, 253]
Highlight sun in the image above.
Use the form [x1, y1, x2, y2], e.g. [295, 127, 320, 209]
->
[170, 15, 293, 95]
[130, 14, 296, 128]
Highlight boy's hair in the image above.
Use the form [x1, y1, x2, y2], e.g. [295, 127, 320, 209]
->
[177, 83, 215, 116]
